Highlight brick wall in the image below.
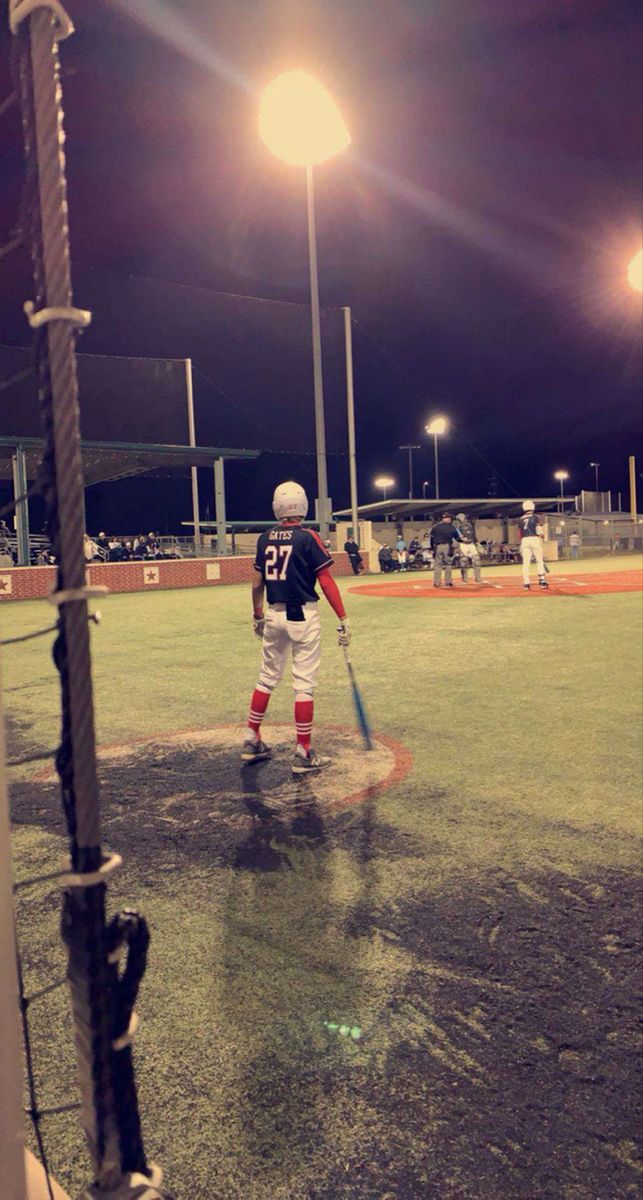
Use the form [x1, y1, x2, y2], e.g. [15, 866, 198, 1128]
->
[0, 553, 352, 603]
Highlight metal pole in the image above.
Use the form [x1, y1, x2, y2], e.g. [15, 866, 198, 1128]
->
[594, 463, 599, 492]
[629, 455, 637, 519]
[342, 306, 360, 547]
[185, 358, 201, 556]
[306, 165, 330, 541]
[214, 457, 226, 555]
[11, 446, 30, 565]
[434, 434, 440, 501]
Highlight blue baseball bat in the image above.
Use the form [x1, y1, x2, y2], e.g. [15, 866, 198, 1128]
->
[342, 645, 373, 751]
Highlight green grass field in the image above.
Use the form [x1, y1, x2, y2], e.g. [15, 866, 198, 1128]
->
[3, 555, 642, 1199]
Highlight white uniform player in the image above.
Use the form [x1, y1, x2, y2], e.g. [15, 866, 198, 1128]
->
[242, 482, 350, 774]
[519, 501, 548, 589]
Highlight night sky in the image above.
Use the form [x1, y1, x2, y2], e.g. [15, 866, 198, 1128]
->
[1, 0, 641, 534]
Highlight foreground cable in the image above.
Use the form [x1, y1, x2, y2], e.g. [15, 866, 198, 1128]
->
[10, 3, 169, 1195]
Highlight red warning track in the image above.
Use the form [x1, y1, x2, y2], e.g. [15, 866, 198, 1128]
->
[349, 569, 643, 599]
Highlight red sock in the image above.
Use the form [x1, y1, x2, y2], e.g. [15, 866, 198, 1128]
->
[247, 686, 270, 739]
[295, 698, 314, 751]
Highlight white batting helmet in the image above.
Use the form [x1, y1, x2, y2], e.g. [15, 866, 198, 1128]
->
[522, 500, 535, 512]
[272, 481, 308, 521]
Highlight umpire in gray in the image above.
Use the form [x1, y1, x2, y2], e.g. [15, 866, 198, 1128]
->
[430, 513, 462, 587]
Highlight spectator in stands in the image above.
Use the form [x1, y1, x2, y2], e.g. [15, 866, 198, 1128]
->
[0, 519, 13, 566]
[133, 534, 147, 558]
[147, 532, 160, 558]
[396, 534, 408, 570]
[83, 533, 99, 562]
[343, 533, 363, 576]
[408, 535, 420, 556]
[96, 532, 110, 558]
[123, 540, 134, 560]
[569, 530, 581, 559]
[378, 544, 393, 573]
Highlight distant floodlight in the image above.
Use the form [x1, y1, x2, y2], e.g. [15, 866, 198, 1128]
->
[374, 475, 395, 490]
[425, 417, 448, 499]
[554, 470, 569, 481]
[425, 416, 448, 436]
[259, 71, 351, 167]
[627, 248, 642, 294]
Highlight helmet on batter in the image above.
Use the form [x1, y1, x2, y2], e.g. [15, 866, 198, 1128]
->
[272, 480, 308, 521]
[522, 500, 535, 512]
[456, 512, 466, 521]
[442, 512, 452, 520]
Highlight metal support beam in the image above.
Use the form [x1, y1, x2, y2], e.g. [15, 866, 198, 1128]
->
[185, 358, 201, 555]
[214, 457, 226, 555]
[343, 307, 360, 547]
[12, 446, 30, 565]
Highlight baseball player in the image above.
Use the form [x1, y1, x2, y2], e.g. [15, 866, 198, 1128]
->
[518, 500, 549, 589]
[242, 481, 350, 774]
[430, 513, 462, 587]
[454, 512, 482, 583]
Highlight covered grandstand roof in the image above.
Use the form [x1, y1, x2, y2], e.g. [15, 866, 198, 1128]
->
[0, 435, 259, 487]
[333, 497, 573, 520]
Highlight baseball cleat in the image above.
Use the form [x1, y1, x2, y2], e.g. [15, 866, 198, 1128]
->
[538, 577, 549, 589]
[292, 747, 331, 775]
[523, 584, 531, 590]
[240, 738, 272, 763]
[445, 582, 454, 588]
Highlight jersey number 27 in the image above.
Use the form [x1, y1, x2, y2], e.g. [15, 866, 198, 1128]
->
[264, 545, 292, 581]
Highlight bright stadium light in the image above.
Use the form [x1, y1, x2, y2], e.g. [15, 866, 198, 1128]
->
[425, 416, 448, 436]
[374, 474, 395, 520]
[258, 71, 351, 167]
[425, 416, 449, 499]
[627, 247, 642, 294]
[554, 469, 569, 511]
[259, 72, 351, 541]
[374, 475, 395, 497]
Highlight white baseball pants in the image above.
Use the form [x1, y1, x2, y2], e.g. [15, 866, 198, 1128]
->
[521, 536, 545, 583]
[459, 541, 481, 581]
[258, 602, 321, 698]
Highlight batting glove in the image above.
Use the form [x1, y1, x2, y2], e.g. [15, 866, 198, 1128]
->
[337, 619, 351, 647]
[253, 615, 265, 639]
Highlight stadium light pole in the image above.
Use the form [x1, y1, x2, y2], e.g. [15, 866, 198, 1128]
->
[259, 71, 351, 541]
[589, 461, 600, 493]
[425, 416, 449, 501]
[554, 469, 569, 513]
[422, 479, 429, 500]
[374, 474, 395, 521]
[627, 247, 642, 293]
[399, 444, 420, 499]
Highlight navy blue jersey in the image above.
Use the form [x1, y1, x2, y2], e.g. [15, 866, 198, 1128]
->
[519, 513, 540, 538]
[254, 524, 333, 605]
[430, 522, 461, 548]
